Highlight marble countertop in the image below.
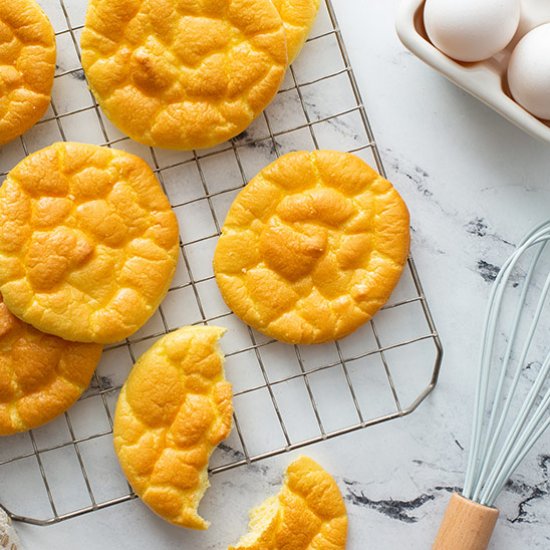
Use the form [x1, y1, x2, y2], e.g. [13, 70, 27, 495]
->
[14, 1, 550, 549]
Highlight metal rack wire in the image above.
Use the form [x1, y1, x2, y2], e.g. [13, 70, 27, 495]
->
[0, 0, 443, 526]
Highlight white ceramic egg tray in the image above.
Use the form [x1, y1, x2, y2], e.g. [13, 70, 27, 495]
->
[396, 0, 550, 144]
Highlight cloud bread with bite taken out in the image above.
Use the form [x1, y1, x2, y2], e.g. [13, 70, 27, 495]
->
[0, 0, 56, 146]
[113, 326, 232, 529]
[229, 455, 347, 550]
[0, 294, 102, 436]
[214, 150, 410, 345]
[271, 0, 320, 63]
[80, 0, 288, 150]
[0, 142, 179, 344]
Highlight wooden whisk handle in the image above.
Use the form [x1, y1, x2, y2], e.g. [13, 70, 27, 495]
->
[433, 493, 499, 550]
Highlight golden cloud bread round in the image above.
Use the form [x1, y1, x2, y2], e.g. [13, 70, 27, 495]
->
[214, 150, 410, 345]
[0, 294, 102, 436]
[229, 455, 348, 550]
[114, 326, 232, 529]
[80, 0, 288, 150]
[0, 142, 180, 344]
[0, 0, 56, 146]
[271, 0, 320, 63]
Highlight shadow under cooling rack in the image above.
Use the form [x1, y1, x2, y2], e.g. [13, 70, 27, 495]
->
[0, 0, 443, 526]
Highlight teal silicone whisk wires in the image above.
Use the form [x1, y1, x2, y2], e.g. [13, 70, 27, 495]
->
[434, 220, 550, 550]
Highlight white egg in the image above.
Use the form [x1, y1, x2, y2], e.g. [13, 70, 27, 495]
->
[508, 23, 550, 120]
[424, 0, 521, 62]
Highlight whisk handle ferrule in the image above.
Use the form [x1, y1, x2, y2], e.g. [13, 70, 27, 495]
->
[433, 493, 499, 550]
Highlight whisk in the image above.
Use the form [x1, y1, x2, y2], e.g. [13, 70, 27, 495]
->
[434, 220, 550, 549]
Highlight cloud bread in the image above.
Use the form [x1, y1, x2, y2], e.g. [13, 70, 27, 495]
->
[271, 0, 320, 63]
[229, 455, 348, 550]
[113, 326, 232, 529]
[0, 294, 102, 436]
[214, 150, 410, 344]
[0, 0, 56, 146]
[0, 142, 179, 344]
[80, 0, 288, 150]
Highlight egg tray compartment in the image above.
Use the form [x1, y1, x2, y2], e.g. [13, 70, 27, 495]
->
[0, 0, 443, 526]
[397, 0, 550, 143]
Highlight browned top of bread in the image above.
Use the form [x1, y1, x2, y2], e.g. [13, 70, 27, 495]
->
[114, 326, 232, 529]
[81, 0, 288, 150]
[0, 142, 179, 344]
[0, 295, 102, 436]
[272, 0, 320, 63]
[214, 150, 410, 344]
[0, 0, 56, 145]
[229, 455, 348, 549]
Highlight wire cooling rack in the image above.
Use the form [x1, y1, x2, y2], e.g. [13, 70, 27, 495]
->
[0, 0, 443, 526]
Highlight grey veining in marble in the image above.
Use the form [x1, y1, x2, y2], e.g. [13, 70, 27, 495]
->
[2, 1, 550, 549]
